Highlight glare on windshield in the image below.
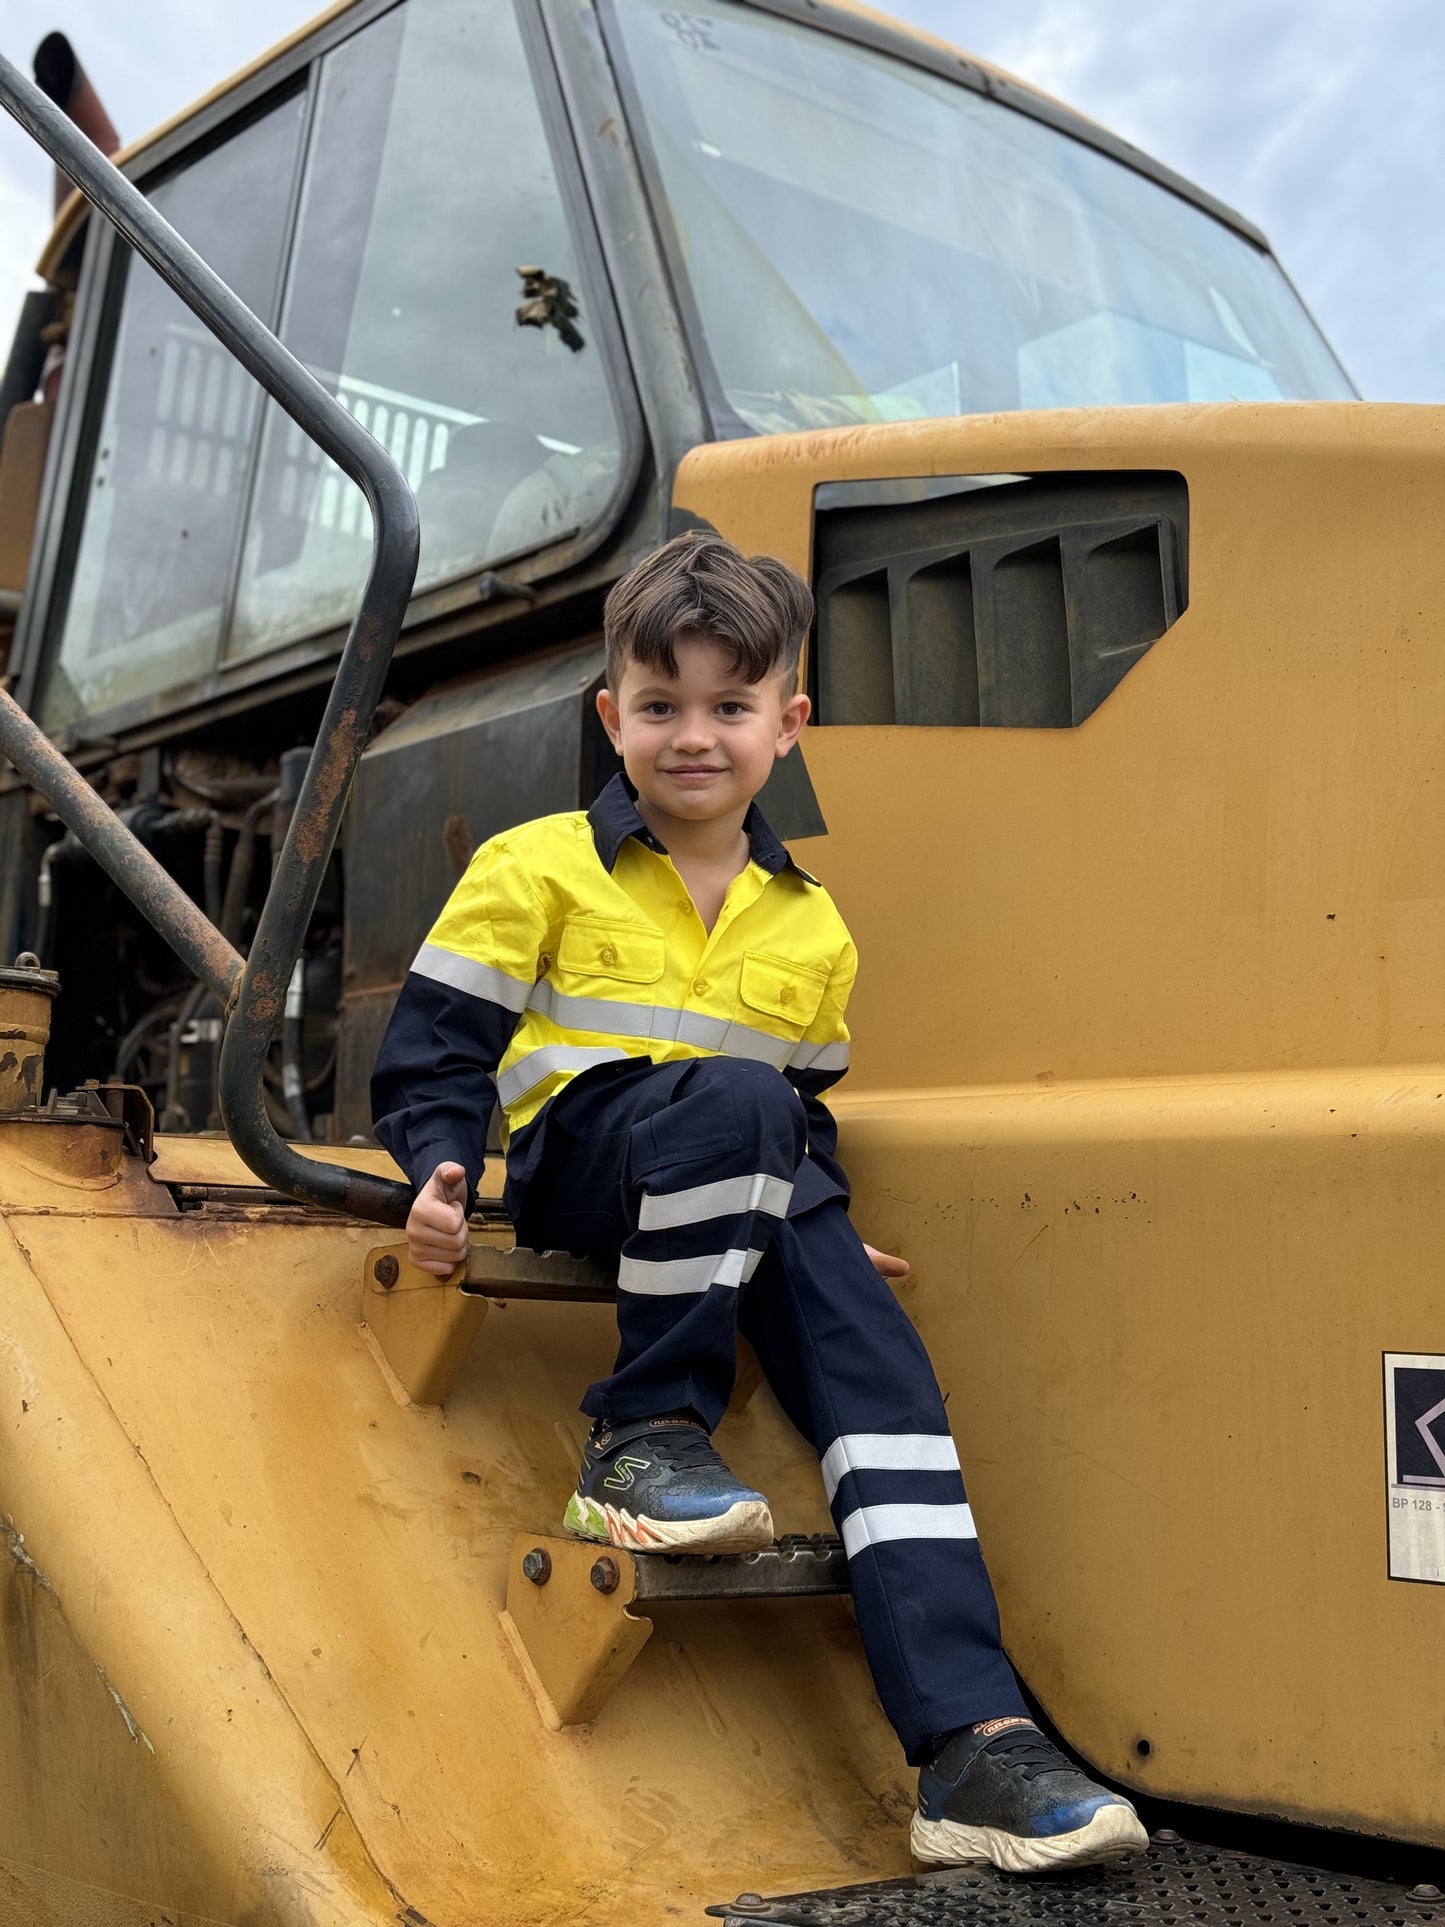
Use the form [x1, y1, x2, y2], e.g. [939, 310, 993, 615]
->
[607, 0, 1353, 434]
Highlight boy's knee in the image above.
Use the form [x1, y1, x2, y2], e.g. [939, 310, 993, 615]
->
[686, 1056, 805, 1144]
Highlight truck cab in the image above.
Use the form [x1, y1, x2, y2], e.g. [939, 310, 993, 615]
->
[0, 6, 1441, 1926]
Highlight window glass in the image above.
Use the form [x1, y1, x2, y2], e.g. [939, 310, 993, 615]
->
[40, 96, 304, 728]
[609, 0, 1353, 435]
[228, 0, 622, 658]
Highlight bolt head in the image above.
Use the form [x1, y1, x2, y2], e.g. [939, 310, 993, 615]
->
[521, 1547, 552, 1586]
[1410, 1886, 1442, 1902]
[1153, 1828, 1182, 1845]
[373, 1254, 399, 1289]
[590, 1555, 621, 1594]
[733, 1897, 765, 1913]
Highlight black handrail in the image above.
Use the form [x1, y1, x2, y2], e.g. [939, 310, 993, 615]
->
[0, 52, 416, 1227]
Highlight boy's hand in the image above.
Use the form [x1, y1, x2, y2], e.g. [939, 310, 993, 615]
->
[863, 1242, 910, 1280]
[407, 1162, 470, 1277]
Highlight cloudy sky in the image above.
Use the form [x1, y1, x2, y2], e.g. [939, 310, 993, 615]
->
[1, 0, 1440, 402]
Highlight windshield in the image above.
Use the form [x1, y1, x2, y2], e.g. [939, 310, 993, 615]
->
[607, 0, 1353, 435]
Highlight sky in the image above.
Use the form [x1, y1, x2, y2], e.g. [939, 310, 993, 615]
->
[0, 0, 1441, 404]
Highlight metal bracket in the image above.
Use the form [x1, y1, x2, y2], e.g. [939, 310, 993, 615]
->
[500, 1533, 850, 1728]
[500, 1534, 653, 1728]
[361, 1230, 615, 1405]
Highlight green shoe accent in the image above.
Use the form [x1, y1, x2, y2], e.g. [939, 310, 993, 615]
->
[563, 1492, 609, 1543]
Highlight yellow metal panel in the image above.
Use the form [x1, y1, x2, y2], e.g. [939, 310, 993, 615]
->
[146, 1135, 404, 1186]
[3, 1199, 910, 1923]
[676, 400, 1445, 1841]
[834, 1070, 1445, 1836]
[0, 1218, 401, 1923]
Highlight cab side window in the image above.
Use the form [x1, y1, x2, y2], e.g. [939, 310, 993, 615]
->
[39, 0, 625, 728]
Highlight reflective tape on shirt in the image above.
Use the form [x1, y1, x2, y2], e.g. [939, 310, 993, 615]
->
[527, 977, 848, 1074]
[838, 1502, 977, 1558]
[790, 1039, 851, 1074]
[495, 1042, 631, 1108]
[412, 941, 532, 1014]
[617, 1245, 766, 1295]
[529, 978, 793, 1067]
[638, 1172, 794, 1232]
[820, 1431, 963, 1504]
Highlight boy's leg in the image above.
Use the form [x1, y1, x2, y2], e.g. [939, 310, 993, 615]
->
[516, 1055, 807, 1429]
[737, 1198, 1147, 1871]
[736, 1196, 1026, 1756]
[513, 1056, 807, 1549]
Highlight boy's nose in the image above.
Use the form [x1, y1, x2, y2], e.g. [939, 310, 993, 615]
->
[671, 711, 717, 751]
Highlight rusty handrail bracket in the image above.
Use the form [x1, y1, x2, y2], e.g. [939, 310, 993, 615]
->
[0, 52, 418, 1226]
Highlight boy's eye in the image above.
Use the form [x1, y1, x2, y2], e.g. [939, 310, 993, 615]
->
[642, 701, 673, 716]
[717, 701, 750, 717]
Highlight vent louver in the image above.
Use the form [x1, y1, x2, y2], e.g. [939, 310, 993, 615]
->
[813, 472, 1188, 728]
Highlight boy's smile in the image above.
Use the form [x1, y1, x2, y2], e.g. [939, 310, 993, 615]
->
[597, 631, 809, 851]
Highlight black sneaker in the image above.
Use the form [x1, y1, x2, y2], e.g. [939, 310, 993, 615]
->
[911, 1716, 1149, 1873]
[563, 1416, 774, 1553]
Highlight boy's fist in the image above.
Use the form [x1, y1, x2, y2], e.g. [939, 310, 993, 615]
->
[407, 1161, 470, 1277]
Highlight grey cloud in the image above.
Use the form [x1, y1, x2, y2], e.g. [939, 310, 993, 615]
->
[900, 0, 1444, 400]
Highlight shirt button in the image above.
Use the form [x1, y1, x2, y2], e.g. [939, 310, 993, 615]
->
[600, 944, 618, 966]
[693, 978, 709, 996]
[778, 985, 794, 1005]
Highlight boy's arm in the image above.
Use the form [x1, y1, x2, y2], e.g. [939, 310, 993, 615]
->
[784, 936, 857, 1194]
[371, 838, 548, 1206]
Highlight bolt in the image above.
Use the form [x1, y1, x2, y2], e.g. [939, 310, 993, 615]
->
[732, 1897, 766, 1915]
[373, 1254, 399, 1289]
[1410, 1886, 1442, 1902]
[521, 1547, 552, 1586]
[590, 1555, 620, 1594]
[1154, 1828, 1182, 1845]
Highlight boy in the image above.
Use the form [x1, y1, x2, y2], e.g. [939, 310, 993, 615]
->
[371, 532, 1146, 1875]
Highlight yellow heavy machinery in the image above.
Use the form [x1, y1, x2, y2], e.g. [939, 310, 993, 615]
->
[0, 3, 1442, 1924]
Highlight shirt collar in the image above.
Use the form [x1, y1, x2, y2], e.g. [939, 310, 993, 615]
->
[586, 771, 816, 884]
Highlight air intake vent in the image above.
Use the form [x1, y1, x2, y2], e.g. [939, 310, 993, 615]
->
[813, 471, 1188, 727]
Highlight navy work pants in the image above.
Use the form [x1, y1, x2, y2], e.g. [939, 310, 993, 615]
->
[510, 1056, 1027, 1757]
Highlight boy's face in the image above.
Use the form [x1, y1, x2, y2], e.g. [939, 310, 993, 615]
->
[597, 631, 810, 831]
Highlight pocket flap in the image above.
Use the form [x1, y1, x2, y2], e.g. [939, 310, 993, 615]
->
[739, 951, 829, 1026]
[558, 916, 666, 984]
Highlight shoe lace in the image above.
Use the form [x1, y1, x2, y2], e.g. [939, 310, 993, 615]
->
[979, 1727, 1073, 1782]
[647, 1424, 719, 1469]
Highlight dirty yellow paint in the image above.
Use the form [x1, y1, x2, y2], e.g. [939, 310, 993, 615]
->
[0, 1144, 903, 1925]
[677, 399, 1445, 1841]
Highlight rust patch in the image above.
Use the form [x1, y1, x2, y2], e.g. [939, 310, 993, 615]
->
[442, 814, 474, 875]
[292, 708, 357, 866]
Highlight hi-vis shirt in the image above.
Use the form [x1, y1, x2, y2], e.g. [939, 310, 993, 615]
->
[371, 773, 857, 1206]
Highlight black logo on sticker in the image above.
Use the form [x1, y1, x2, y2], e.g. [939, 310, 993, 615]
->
[1392, 1366, 1445, 1487]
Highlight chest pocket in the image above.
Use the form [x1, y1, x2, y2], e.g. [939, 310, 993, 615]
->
[558, 916, 666, 986]
[739, 951, 829, 1030]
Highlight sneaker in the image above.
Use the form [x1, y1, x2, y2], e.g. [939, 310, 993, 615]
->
[911, 1717, 1149, 1874]
[563, 1416, 774, 1553]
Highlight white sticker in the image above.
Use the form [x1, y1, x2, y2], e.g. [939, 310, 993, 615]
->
[1384, 1354, 1445, 1583]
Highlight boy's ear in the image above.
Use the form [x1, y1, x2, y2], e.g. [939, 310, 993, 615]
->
[596, 686, 624, 753]
[774, 690, 811, 757]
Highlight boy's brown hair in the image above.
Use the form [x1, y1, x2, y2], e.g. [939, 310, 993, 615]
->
[602, 530, 813, 693]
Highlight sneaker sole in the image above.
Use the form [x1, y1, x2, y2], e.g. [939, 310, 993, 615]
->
[910, 1799, 1149, 1875]
[563, 1491, 774, 1554]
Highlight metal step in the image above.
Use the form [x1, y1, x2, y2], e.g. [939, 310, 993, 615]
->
[632, 1533, 848, 1603]
[707, 1836, 1445, 1927]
